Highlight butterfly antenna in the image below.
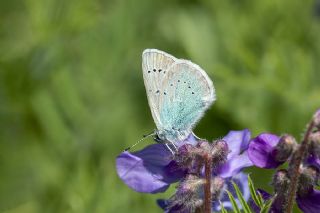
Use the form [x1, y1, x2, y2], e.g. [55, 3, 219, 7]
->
[124, 131, 156, 152]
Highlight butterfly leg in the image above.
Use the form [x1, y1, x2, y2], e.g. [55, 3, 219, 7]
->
[170, 141, 178, 152]
[165, 143, 175, 155]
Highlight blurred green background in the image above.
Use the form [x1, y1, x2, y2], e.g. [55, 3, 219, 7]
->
[1, 0, 320, 212]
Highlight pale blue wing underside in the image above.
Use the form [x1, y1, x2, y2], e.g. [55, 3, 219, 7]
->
[158, 60, 216, 142]
[142, 49, 177, 129]
[142, 49, 215, 143]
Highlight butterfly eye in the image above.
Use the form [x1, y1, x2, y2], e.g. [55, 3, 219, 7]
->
[154, 134, 162, 143]
[153, 69, 156, 72]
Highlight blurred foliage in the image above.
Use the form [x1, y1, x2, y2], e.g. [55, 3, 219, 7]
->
[0, 0, 319, 212]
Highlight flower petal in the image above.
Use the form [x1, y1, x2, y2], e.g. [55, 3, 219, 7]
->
[217, 151, 253, 178]
[223, 129, 251, 158]
[157, 199, 168, 210]
[213, 172, 250, 211]
[297, 189, 320, 213]
[116, 144, 183, 193]
[305, 155, 320, 170]
[175, 132, 198, 147]
[248, 133, 282, 168]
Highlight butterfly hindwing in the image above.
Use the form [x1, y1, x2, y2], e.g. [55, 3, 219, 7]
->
[142, 49, 177, 129]
[158, 60, 216, 142]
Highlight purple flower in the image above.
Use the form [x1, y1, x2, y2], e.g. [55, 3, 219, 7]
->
[248, 133, 296, 168]
[212, 129, 253, 210]
[116, 134, 196, 193]
[216, 129, 253, 178]
[306, 155, 320, 170]
[251, 189, 320, 213]
[213, 172, 250, 211]
[157, 173, 250, 212]
[307, 132, 320, 170]
[297, 189, 320, 213]
[116, 130, 253, 211]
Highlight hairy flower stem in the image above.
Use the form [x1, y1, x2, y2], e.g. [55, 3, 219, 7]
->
[204, 154, 212, 213]
[285, 120, 315, 213]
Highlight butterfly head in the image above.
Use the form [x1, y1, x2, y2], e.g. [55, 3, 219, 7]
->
[154, 128, 189, 144]
[153, 130, 167, 143]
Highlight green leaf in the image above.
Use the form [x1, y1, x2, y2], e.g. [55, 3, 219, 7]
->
[232, 181, 253, 213]
[260, 196, 275, 213]
[248, 175, 263, 207]
[257, 191, 264, 205]
[226, 190, 241, 213]
[219, 200, 228, 213]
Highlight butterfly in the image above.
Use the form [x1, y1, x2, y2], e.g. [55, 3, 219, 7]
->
[142, 49, 216, 153]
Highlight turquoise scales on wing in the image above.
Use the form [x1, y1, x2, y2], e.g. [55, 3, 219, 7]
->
[158, 60, 215, 142]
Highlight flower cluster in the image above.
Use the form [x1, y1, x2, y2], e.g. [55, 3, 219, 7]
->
[116, 130, 253, 212]
[116, 109, 320, 213]
[247, 109, 320, 213]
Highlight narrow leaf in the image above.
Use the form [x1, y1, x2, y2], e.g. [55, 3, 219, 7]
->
[232, 181, 253, 213]
[219, 200, 228, 213]
[248, 175, 263, 207]
[257, 191, 264, 204]
[260, 196, 275, 213]
[226, 190, 241, 213]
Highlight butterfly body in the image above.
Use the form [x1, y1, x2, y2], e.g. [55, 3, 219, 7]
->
[142, 49, 215, 146]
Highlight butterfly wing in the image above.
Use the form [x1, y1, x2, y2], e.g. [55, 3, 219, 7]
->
[158, 60, 216, 142]
[142, 49, 177, 129]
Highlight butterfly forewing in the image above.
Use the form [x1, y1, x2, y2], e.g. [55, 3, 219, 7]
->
[158, 60, 215, 142]
[142, 49, 177, 129]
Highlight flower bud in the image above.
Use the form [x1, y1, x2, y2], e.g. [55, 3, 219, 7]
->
[175, 144, 203, 173]
[211, 177, 225, 200]
[272, 134, 297, 163]
[197, 140, 212, 151]
[314, 109, 320, 128]
[271, 169, 290, 212]
[179, 174, 205, 193]
[272, 169, 290, 193]
[168, 174, 204, 212]
[211, 140, 229, 167]
[175, 144, 194, 163]
[309, 132, 320, 158]
[298, 166, 319, 196]
[176, 140, 220, 174]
